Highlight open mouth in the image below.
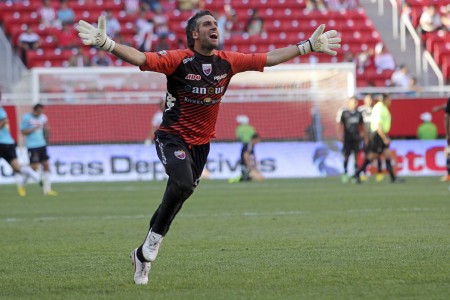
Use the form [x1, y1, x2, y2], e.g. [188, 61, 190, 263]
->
[209, 32, 218, 39]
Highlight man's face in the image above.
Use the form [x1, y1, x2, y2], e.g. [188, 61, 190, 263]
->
[384, 97, 392, 107]
[348, 98, 357, 110]
[33, 107, 43, 116]
[193, 15, 219, 51]
[364, 95, 373, 107]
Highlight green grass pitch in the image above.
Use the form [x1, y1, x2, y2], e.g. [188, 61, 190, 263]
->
[0, 177, 449, 300]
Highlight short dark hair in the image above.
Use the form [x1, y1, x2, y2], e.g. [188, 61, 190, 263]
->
[379, 93, 390, 103]
[251, 133, 260, 140]
[33, 103, 44, 111]
[185, 10, 214, 51]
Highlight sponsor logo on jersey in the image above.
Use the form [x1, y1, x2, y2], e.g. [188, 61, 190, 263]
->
[184, 97, 220, 105]
[165, 93, 176, 112]
[213, 73, 227, 81]
[174, 150, 186, 160]
[184, 85, 224, 95]
[185, 74, 201, 81]
[202, 64, 212, 76]
[183, 56, 195, 64]
[157, 50, 167, 56]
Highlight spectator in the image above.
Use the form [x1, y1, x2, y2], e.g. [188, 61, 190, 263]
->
[153, 7, 172, 38]
[68, 47, 90, 67]
[39, 0, 59, 29]
[419, 5, 442, 38]
[125, 0, 140, 15]
[57, 0, 75, 25]
[343, 51, 356, 63]
[224, 4, 241, 35]
[326, 0, 342, 11]
[53, 23, 77, 49]
[417, 112, 437, 140]
[154, 35, 170, 52]
[216, 9, 228, 49]
[91, 51, 113, 66]
[177, 0, 204, 11]
[142, 0, 161, 12]
[305, 0, 327, 12]
[245, 9, 265, 36]
[17, 26, 41, 66]
[390, 64, 411, 88]
[441, 4, 450, 31]
[105, 10, 121, 38]
[356, 48, 374, 73]
[374, 42, 395, 72]
[134, 10, 154, 51]
[341, 0, 360, 10]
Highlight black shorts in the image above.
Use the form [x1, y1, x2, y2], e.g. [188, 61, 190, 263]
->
[28, 146, 50, 163]
[343, 138, 361, 155]
[154, 131, 210, 186]
[0, 143, 18, 163]
[369, 132, 389, 154]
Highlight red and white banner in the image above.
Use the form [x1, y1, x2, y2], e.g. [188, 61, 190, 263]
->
[0, 140, 447, 184]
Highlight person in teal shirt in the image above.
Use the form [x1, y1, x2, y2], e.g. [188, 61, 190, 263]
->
[417, 112, 438, 140]
[21, 103, 57, 196]
[353, 94, 403, 183]
[1, 105, 40, 196]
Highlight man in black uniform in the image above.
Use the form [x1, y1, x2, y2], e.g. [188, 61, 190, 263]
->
[76, 10, 341, 284]
[240, 133, 264, 182]
[337, 96, 364, 183]
[432, 96, 450, 181]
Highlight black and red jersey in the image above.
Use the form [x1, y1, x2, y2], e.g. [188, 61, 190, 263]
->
[140, 49, 267, 145]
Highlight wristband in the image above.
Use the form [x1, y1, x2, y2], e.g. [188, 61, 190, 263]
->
[296, 40, 313, 55]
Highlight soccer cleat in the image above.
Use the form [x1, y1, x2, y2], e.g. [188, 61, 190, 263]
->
[360, 175, 368, 182]
[391, 177, 405, 184]
[341, 174, 349, 183]
[17, 186, 26, 197]
[351, 175, 362, 184]
[440, 175, 450, 182]
[130, 248, 151, 285]
[45, 190, 58, 196]
[375, 173, 385, 182]
[142, 231, 163, 262]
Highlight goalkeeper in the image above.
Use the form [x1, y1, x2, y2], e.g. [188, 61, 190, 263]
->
[76, 10, 341, 285]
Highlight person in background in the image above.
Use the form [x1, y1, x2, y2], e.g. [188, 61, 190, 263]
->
[17, 26, 41, 66]
[1, 103, 40, 196]
[20, 104, 58, 196]
[68, 47, 90, 67]
[238, 133, 264, 182]
[432, 97, 450, 181]
[39, 0, 59, 29]
[336, 96, 364, 183]
[57, 0, 75, 25]
[417, 112, 437, 140]
[91, 51, 113, 66]
[353, 94, 404, 184]
[235, 115, 256, 144]
[245, 9, 265, 36]
[358, 94, 384, 182]
[374, 42, 395, 72]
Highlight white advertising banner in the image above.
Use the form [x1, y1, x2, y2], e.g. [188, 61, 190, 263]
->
[0, 140, 447, 184]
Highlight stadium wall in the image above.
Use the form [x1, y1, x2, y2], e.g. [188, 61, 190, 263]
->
[13, 97, 448, 144]
[0, 140, 447, 184]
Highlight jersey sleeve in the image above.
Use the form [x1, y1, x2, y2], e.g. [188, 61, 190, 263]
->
[0, 108, 6, 120]
[445, 97, 450, 114]
[139, 50, 186, 75]
[20, 115, 29, 130]
[222, 51, 267, 74]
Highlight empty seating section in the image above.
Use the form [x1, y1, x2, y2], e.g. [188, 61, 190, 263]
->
[1, 0, 390, 86]
[405, 0, 450, 81]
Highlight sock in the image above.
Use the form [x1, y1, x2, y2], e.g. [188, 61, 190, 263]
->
[356, 159, 371, 177]
[377, 158, 383, 174]
[21, 166, 40, 182]
[385, 159, 396, 181]
[447, 156, 450, 175]
[42, 171, 52, 193]
[343, 156, 349, 175]
[14, 173, 23, 188]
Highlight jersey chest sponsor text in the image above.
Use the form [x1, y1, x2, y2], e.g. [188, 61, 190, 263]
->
[184, 85, 224, 95]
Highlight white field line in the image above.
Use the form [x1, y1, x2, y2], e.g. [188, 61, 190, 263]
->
[0, 207, 439, 223]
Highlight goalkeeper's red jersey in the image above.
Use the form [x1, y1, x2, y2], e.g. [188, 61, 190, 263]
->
[140, 49, 267, 145]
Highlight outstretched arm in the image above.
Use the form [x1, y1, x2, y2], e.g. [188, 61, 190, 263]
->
[266, 24, 341, 67]
[76, 16, 146, 66]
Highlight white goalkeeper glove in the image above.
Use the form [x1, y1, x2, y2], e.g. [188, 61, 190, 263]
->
[76, 15, 116, 52]
[297, 24, 341, 56]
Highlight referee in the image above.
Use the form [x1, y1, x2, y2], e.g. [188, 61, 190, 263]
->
[354, 94, 403, 183]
